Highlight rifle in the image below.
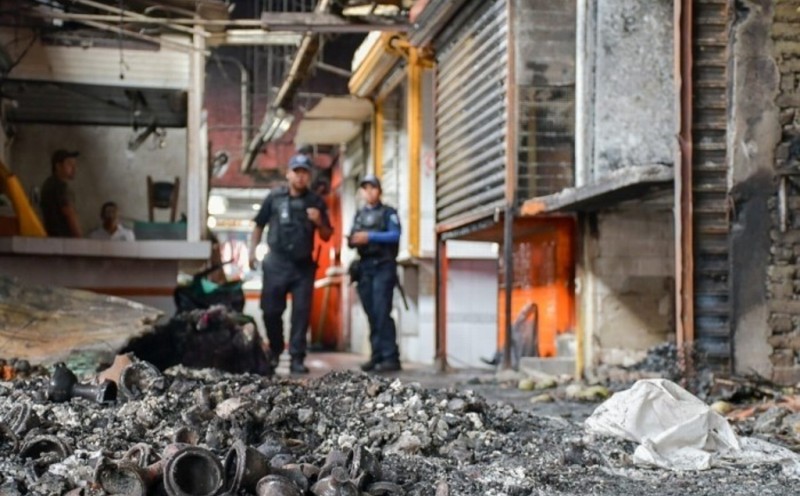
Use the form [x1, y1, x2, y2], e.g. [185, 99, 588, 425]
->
[395, 277, 409, 311]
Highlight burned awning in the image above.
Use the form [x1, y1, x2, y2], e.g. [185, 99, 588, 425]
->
[520, 165, 674, 216]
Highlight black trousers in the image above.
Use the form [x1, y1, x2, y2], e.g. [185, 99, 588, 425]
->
[260, 255, 315, 361]
[356, 258, 400, 363]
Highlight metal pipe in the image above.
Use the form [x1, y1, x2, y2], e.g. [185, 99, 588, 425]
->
[435, 235, 448, 371]
[316, 61, 352, 77]
[75, 19, 202, 53]
[70, 0, 204, 36]
[502, 207, 514, 370]
[501, 0, 517, 371]
[779, 176, 788, 233]
[675, 0, 695, 369]
[574, 0, 588, 188]
[25, 8, 207, 37]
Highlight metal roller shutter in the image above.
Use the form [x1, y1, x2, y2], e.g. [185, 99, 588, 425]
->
[435, 0, 508, 225]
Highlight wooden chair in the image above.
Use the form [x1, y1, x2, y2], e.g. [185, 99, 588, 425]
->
[147, 175, 180, 222]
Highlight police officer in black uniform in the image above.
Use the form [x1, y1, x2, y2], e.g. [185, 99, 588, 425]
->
[349, 174, 402, 372]
[249, 154, 332, 374]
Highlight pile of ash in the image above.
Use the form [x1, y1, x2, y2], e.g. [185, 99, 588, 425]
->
[0, 367, 796, 495]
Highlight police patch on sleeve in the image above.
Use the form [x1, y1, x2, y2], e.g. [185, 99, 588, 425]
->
[389, 213, 399, 225]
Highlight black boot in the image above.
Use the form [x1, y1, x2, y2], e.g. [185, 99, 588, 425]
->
[290, 359, 309, 374]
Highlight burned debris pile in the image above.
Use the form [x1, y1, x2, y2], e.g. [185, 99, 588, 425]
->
[1, 364, 800, 495]
[122, 306, 273, 376]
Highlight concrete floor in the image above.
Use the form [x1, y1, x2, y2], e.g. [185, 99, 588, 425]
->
[274, 351, 598, 420]
[274, 351, 488, 387]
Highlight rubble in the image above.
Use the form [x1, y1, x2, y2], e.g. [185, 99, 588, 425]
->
[0, 366, 799, 494]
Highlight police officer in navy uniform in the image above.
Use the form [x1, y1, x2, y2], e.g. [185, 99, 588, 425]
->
[249, 154, 333, 374]
[349, 174, 402, 372]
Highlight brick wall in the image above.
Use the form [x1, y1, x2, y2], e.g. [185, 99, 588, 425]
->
[768, 0, 800, 384]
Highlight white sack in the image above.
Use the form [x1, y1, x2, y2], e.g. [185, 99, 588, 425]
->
[585, 378, 800, 475]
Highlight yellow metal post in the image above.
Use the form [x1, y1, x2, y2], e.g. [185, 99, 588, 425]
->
[407, 47, 422, 257]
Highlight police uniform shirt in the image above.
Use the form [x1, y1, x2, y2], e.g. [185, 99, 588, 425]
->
[351, 203, 400, 260]
[253, 187, 330, 262]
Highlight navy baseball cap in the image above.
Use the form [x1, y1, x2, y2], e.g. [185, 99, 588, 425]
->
[360, 174, 381, 189]
[288, 154, 312, 171]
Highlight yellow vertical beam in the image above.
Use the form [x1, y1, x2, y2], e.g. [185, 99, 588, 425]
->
[407, 47, 422, 257]
[373, 99, 384, 177]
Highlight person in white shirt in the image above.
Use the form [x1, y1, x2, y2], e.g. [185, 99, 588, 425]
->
[88, 201, 136, 241]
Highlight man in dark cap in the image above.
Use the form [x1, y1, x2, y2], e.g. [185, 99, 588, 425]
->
[249, 154, 333, 374]
[40, 149, 82, 237]
[349, 173, 402, 372]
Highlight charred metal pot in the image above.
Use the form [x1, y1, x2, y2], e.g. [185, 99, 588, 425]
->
[47, 362, 117, 403]
[4, 403, 40, 436]
[162, 445, 224, 496]
[94, 458, 152, 496]
[119, 360, 165, 400]
[0, 422, 19, 453]
[19, 434, 71, 461]
[223, 439, 272, 494]
[310, 467, 359, 496]
[255, 474, 303, 496]
[348, 445, 381, 489]
[271, 464, 309, 493]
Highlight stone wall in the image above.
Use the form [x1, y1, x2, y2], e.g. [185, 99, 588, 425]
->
[766, 0, 800, 384]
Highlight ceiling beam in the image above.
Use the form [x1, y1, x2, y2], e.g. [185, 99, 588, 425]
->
[260, 12, 409, 33]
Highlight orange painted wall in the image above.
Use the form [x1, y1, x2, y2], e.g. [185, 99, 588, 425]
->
[309, 165, 344, 349]
[497, 217, 575, 357]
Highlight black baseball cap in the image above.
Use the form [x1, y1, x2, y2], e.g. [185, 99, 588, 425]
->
[51, 149, 79, 166]
[360, 174, 381, 189]
[288, 154, 312, 171]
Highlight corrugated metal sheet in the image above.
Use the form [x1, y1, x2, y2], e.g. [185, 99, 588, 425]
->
[693, 0, 732, 369]
[435, 0, 508, 224]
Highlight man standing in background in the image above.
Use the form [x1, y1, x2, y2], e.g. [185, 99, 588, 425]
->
[249, 154, 333, 374]
[40, 149, 81, 238]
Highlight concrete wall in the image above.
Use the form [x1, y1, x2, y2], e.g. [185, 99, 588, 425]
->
[10, 124, 188, 236]
[591, 0, 674, 175]
[584, 205, 675, 366]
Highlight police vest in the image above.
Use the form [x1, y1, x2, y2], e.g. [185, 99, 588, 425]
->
[352, 204, 399, 260]
[266, 188, 316, 262]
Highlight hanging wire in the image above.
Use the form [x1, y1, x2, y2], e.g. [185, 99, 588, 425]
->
[117, 0, 128, 79]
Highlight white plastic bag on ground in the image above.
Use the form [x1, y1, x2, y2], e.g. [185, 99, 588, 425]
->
[585, 379, 800, 475]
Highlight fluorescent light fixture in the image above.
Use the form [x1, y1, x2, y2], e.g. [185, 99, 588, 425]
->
[208, 195, 228, 215]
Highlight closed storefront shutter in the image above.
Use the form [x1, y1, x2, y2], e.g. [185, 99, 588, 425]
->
[435, 0, 508, 225]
